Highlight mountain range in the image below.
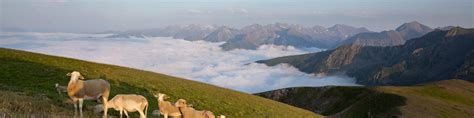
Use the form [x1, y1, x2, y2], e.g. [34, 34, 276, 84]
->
[107, 21, 441, 51]
[106, 23, 370, 50]
[258, 27, 474, 86]
[340, 21, 433, 47]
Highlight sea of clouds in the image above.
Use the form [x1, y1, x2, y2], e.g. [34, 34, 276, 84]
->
[0, 32, 359, 93]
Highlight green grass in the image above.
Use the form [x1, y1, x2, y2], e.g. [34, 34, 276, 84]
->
[258, 79, 474, 118]
[414, 85, 474, 106]
[376, 80, 474, 118]
[0, 48, 321, 118]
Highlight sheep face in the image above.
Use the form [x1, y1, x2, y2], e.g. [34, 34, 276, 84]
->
[67, 71, 84, 80]
[155, 93, 169, 101]
[174, 99, 187, 108]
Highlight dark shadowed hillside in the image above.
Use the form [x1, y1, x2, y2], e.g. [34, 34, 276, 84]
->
[256, 79, 474, 118]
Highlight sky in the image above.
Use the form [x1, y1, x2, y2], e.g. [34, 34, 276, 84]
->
[1, 0, 473, 32]
[0, 32, 358, 93]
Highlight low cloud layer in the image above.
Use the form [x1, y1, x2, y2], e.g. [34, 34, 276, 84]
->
[0, 32, 359, 93]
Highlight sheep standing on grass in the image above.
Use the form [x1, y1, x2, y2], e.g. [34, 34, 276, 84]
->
[153, 93, 182, 118]
[174, 99, 215, 118]
[66, 71, 110, 118]
[95, 94, 149, 118]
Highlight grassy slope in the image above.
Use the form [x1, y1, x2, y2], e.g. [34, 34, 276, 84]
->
[378, 79, 474, 118]
[256, 79, 474, 118]
[0, 48, 321, 118]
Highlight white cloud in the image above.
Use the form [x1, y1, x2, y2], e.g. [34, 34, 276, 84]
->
[0, 32, 359, 93]
[228, 8, 248, 14]
[47, 0, 67, 3]
[312, 10, 330, 15]
[187, 9, 203, 14]
[187, 9, 212, 14]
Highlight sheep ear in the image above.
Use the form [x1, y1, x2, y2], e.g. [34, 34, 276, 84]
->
[66, 73, 72, 76]
[79, 76, 85, 79]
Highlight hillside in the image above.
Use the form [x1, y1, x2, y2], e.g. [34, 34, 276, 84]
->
[256, 79, 474, 118]
[258, 27, 474, 86]
[0, 48, 321, 117]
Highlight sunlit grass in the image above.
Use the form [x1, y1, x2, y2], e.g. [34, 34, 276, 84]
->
[0, 48, 321, 118]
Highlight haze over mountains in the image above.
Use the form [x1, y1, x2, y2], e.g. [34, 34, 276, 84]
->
[107, 21, 444, 51]
[107, 23, 371, 50]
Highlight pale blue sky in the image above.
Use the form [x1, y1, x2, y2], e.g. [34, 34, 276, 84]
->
[1, 0, 473, 32]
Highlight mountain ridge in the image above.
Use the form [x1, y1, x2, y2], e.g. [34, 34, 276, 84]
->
[106, 23, 370, 50]
[340, 21, 433, 47]
[258, 27, 474, 86]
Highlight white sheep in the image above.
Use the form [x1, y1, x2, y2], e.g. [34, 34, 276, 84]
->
[66, 71, 110, 118]
[55, 83, 67, 95]
[95, 94, 149, 118]
[153, 93, 182, 118]
[174, 99, 215, 118]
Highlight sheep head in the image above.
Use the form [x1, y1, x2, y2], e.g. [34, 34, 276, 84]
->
[67, 71, 84, 80]
[154, 93, 170, 101]
[174, 99, 187, 108]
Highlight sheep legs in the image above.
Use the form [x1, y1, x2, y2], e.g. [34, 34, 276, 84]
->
[136, 108, 145, 118]
[73, 100, 78, 117]
[79, 99, 84, 118]
[138, 111, 145, 118]
[103, 97, 108, 118]
[124, 110, 129, 118]
[119, 109, 123, 118]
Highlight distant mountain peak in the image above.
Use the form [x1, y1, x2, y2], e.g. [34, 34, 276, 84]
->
[395, 21, 433, 40]
[395, 21, 431, 32]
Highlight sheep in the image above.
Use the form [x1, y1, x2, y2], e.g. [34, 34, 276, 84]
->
[95, 94, 149, 118]
[217, 115, 225, 118]
[153, 93, 182, 118]
[174, 99, 215, 118]
[66, 71, 110, 118]
[55, 83, 67, 95]
[58, 82, 103, 103]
